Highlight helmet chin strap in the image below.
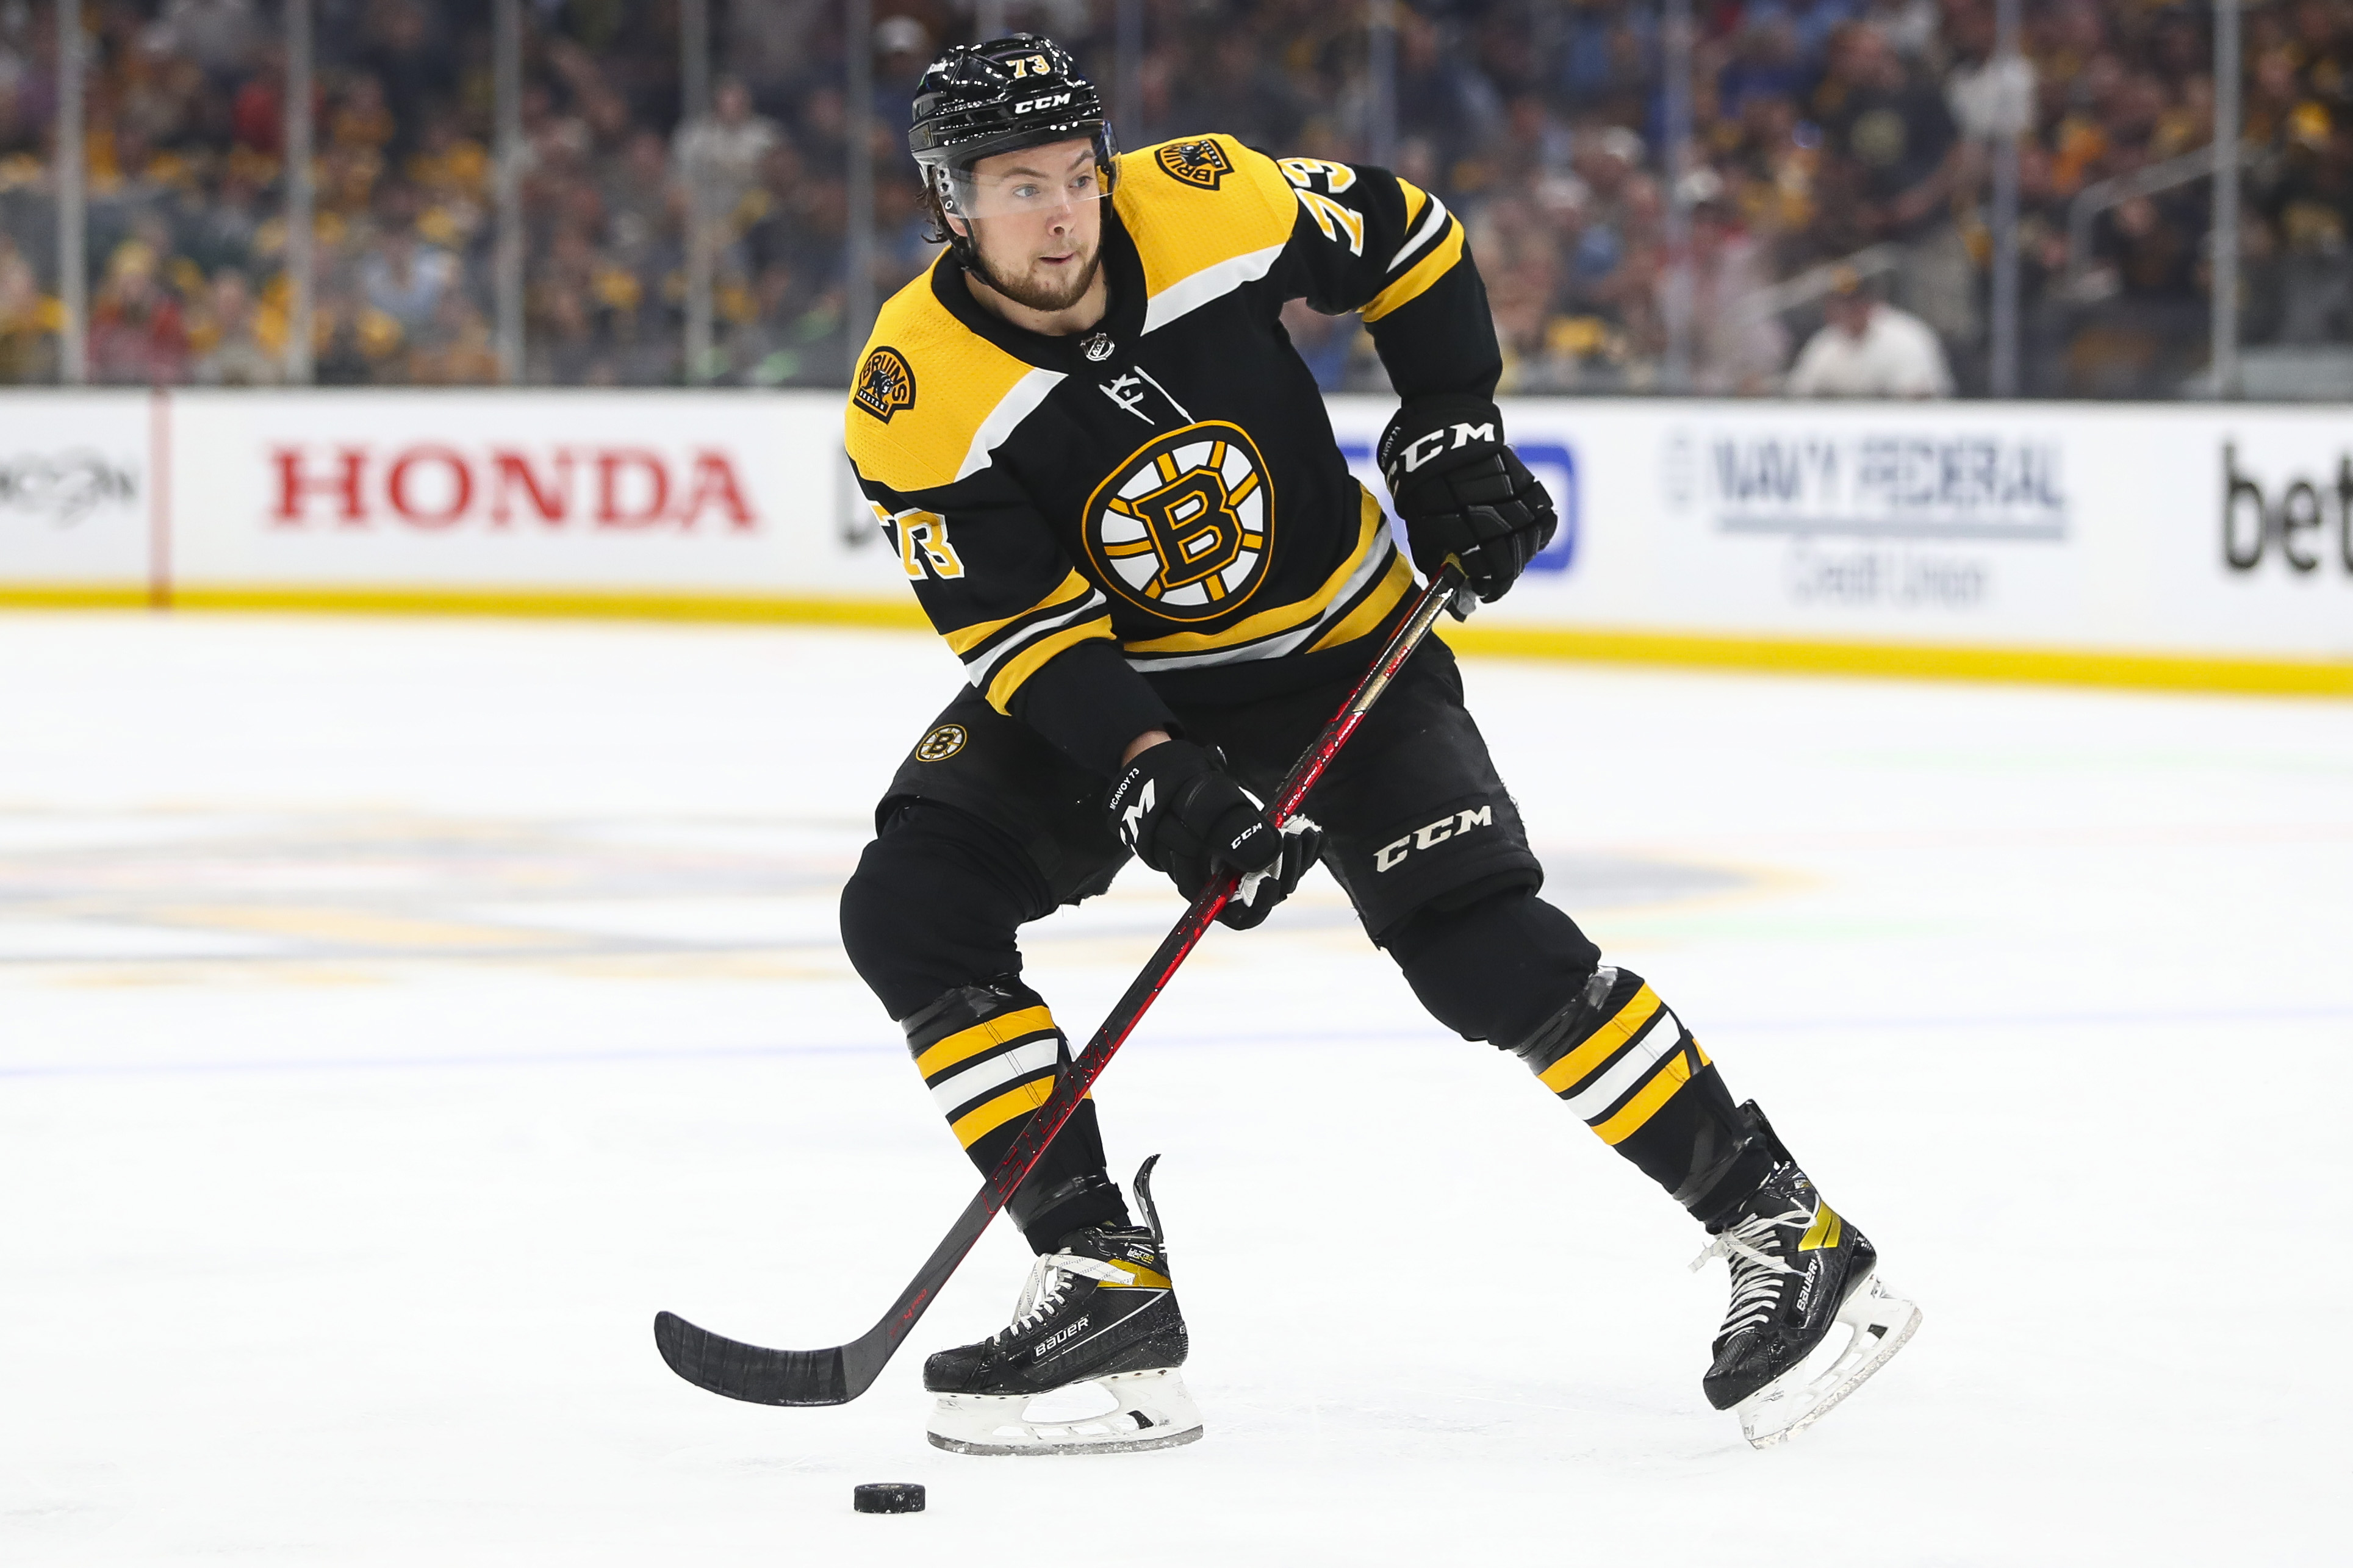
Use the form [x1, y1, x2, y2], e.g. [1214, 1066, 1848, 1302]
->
[955, 226, 1011, 297]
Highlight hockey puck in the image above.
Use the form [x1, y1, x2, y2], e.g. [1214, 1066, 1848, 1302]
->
[852, 1483, 925, 1514]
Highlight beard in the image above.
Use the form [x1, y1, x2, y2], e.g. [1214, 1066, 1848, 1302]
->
[970, 232, 1103, 314]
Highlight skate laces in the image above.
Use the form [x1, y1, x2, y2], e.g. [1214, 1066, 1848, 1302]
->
[1690, 1205, 1811, 1340]
[991, 1248, 1138, 1342]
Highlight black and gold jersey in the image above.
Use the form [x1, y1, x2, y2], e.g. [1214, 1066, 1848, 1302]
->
[846, 134, 1500, 776]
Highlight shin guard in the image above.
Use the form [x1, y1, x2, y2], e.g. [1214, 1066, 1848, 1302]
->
[1509, 966, 1776, 1226]
[901, 978, 1130, 1250]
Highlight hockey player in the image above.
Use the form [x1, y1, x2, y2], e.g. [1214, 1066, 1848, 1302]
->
[839, 35, 1919, 1455]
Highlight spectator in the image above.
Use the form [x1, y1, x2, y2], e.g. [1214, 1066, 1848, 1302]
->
[0, 234, 52, 381]
[674, 77, 781, 230]
[1817, 23, 1973, 352]
[358, 211, 455, 337]
[88, 240, 189, 384]
[1677, 173, 1790, 394]
[154, 0, 260, 82]
[1785, 269, 1952, 395]
[407, 292, 500, 385]
[190, 267, 279, 384]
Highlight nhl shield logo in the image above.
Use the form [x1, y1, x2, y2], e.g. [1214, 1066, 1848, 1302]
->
[1155, 138, 1234, 191]
[853, 346, 917, 422]
[1084, 421, 1273, 622]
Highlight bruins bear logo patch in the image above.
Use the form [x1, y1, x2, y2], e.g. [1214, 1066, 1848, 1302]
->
[1083, 421, 1273, 623]
[914, 723, 968, 762]
[853, 346, 917, 422]
[1155, 138, 1234, 191]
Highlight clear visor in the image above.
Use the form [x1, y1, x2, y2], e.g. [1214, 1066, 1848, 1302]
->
[941, 140, 1113, 223]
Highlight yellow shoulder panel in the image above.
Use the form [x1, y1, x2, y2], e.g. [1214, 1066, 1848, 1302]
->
[844, 260, 1047, 495]
[1116, 135, 1297, 315]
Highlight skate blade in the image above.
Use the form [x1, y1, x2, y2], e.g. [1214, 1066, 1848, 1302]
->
[1736, 1272, 1921, 1450]
[927, 1367, 1204, 1457]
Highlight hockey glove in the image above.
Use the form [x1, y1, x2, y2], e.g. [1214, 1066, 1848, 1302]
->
[1378, 395, 1557, 603]
[1105, 739, 1321, 930]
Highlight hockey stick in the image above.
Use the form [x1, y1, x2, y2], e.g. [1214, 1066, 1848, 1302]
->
[653, 563, 1470, 1406]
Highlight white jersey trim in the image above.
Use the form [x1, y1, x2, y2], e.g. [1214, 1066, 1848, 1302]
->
[1124, 513, 1399, 673]
[962, 588, 1110, 689]
[955, 368, 1068, 483]
[1385, 196, 1451, 274]
[1141, 242, 1288, 335]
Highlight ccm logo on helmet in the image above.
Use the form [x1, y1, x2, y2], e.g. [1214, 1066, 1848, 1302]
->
[1375, 806, 1493, 872]
[1396, 421, 1500, 475]
[1015, 92, 1074, 113]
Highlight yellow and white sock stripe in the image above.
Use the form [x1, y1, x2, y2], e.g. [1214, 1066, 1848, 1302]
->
[1526, 970, 1708, 1145]
[911, 1000, 1068, 1150]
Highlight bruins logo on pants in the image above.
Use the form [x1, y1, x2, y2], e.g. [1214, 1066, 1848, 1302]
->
[1084, 421, 1273, 621]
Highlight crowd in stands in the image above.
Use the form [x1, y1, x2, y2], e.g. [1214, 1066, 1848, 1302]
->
[0, 0, 2348, 396]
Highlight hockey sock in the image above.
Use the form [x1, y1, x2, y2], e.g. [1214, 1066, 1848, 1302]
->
[1509, 967, 1776, 1225]
[901, 977, 1132, 1251]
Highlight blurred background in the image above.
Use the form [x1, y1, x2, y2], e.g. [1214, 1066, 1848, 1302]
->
[0, 0, 2346, 403]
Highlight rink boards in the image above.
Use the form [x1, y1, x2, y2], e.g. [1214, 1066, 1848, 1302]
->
[1, 387, 2346, 692]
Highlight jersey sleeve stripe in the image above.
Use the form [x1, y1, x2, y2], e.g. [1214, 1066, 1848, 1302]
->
[1398, 179, 1431, 230]
[1360, 213, 1467, 323]
[1384, 188, 1450, 274]
[1306, 548, 1414, 654]
[943, 568, 1096, 656]
[961, 589, 1110, 690]
[982, 613, 1118, 713]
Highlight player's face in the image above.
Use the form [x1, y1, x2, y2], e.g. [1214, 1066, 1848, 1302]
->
[954, 138, 1105, 314]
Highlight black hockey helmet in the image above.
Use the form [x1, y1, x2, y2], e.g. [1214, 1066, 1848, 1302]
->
[909, 34, 1118, 247]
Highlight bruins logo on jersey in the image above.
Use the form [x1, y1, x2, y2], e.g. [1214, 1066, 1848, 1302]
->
[1085, 421, 1272, 622]
[853, 346, 917, 421]
[1155, 138, 1234, 191]
[914, 723, 968, 762]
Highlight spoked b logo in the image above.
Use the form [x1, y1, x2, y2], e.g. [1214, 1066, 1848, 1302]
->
[1083, 421, 1274, 622]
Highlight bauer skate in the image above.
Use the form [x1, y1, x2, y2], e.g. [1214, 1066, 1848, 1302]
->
[1691, 1109, 1920, 1448]
[924, 1156, 1201, 1456]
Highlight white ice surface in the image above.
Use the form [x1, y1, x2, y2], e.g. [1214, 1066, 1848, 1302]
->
[1, 612, 2347, 1566]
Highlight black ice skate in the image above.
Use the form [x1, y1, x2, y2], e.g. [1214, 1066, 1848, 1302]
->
[924, 1156, 1200, 1456]
[1691, 1106, 1920, 1448]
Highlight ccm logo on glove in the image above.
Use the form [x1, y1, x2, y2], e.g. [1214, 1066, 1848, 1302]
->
[1379, 396, 1557, 605]
[1390, 417, 1500, 476]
